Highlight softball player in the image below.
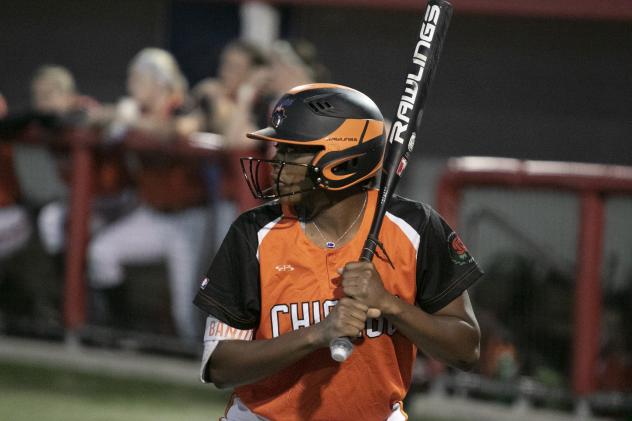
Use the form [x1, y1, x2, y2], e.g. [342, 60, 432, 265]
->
[195, 84, 482, 420]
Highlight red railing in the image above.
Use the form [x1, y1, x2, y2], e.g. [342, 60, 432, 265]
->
[436, 156, 632, 397]
[3, 124, 259, 333]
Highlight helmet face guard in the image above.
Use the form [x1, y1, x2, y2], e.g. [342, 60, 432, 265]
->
[240, 157, 318, 199]
[243, 83, 385, 201]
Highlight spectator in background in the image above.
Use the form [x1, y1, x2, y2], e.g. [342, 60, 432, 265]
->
[30, 66, 78, 115]
[0, 96, 32, 262]
[0, 93, 8, 117]
[477, 311, 519, 381]
[598, 290, 632, 392]
[267, 39, 330, 98]
[220, 39, 329, 152]
[194, 40, 268, 139]
[32, 66, 133, 256]
[0, 140, 36, 330]
[0, 95, 61, 335]
[88, 48, 208, 342]
[193, 40, 269, 244]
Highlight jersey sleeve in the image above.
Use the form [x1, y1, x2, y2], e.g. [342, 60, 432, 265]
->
[193, 216, 261, 330]
[416, 207, 483, 313]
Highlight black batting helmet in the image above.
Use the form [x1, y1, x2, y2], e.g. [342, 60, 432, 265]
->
[241, 83, 385, 199]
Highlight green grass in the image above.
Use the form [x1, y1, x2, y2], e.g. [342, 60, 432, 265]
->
[0, 360, 230, 421]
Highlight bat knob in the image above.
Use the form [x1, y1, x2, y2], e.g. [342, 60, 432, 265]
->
[330, 337, 353, 362]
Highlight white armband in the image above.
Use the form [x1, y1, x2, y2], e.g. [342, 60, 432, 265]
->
[200, 316, 254, 383]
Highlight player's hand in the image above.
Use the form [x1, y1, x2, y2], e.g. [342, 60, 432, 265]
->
[314, 297, 369, 347]
[338, 262, 390, 318]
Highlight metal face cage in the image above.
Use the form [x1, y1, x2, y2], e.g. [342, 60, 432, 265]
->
[240, 157, 318, 200]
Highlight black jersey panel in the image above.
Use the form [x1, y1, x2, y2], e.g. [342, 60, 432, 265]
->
[415, 204, 484, 313]
[194, 202, 283, 329]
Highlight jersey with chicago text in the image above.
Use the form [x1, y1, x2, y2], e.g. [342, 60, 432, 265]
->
[194, 189, 483, 421]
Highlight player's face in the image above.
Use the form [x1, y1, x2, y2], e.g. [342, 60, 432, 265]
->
[271, 143, 317, 204]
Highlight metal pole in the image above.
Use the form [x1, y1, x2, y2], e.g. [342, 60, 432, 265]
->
[572, 191, 604, 398]
[63, 128, 94, 335]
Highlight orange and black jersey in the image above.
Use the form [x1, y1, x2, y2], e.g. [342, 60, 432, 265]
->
[194, 189, 483, 421]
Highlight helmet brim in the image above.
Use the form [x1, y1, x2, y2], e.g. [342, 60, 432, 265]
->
[246, 127, 281, 142]
[246, 127, 322, 146]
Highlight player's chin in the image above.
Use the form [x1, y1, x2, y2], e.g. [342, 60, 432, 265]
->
[278, 191, 304, 205]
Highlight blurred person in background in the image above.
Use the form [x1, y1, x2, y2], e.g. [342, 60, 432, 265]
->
[194, 39, 268, 140]
[0, 132, 34, 330]
[477, 310, 519, 381]
[32, 65, 133, 257]
[598, 286, 632, 392]
[0, 95, 31, 265]
[0, 93, 8, 116]
[30, 65, 90, 115]
[193, 40, 269, 241]
[87, 48, 208, 342]
[221, 38, 329, 150]
[0, 94, 53, 332]
[266, 39, 330, 101]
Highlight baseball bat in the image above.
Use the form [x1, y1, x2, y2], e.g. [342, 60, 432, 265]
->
[330, 0, 454, 363]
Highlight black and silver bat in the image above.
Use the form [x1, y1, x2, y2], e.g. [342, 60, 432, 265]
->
[330, 0, 454, 362]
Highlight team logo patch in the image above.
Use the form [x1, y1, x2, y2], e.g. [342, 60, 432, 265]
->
[272, 108, 286, 128]
[271, 97, 293, 128]
[200, 277, 210, 290]
[448, 232, 473, 265]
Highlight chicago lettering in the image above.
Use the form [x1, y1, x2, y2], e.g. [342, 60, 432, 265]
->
[389, 4, 441, 145]
[270, 299, 396, 339]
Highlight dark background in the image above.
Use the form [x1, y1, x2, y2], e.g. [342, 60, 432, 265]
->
[1, 0, 630, 164]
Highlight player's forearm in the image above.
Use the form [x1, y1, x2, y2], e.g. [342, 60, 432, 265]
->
[208, 325, 323, 389]
[381, 295, 480, 370]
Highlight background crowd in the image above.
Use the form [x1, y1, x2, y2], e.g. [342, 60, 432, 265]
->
[0, 38, 330, 345]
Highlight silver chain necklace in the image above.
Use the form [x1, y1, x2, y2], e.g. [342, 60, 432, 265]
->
[311, 192, 368, 249]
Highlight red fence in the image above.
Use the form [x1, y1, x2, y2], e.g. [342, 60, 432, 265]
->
[436, 156, 632, 397]
[3, 124, 259, 334]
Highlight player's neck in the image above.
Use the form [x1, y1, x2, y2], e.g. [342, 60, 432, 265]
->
[306, 189, 368, 242]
